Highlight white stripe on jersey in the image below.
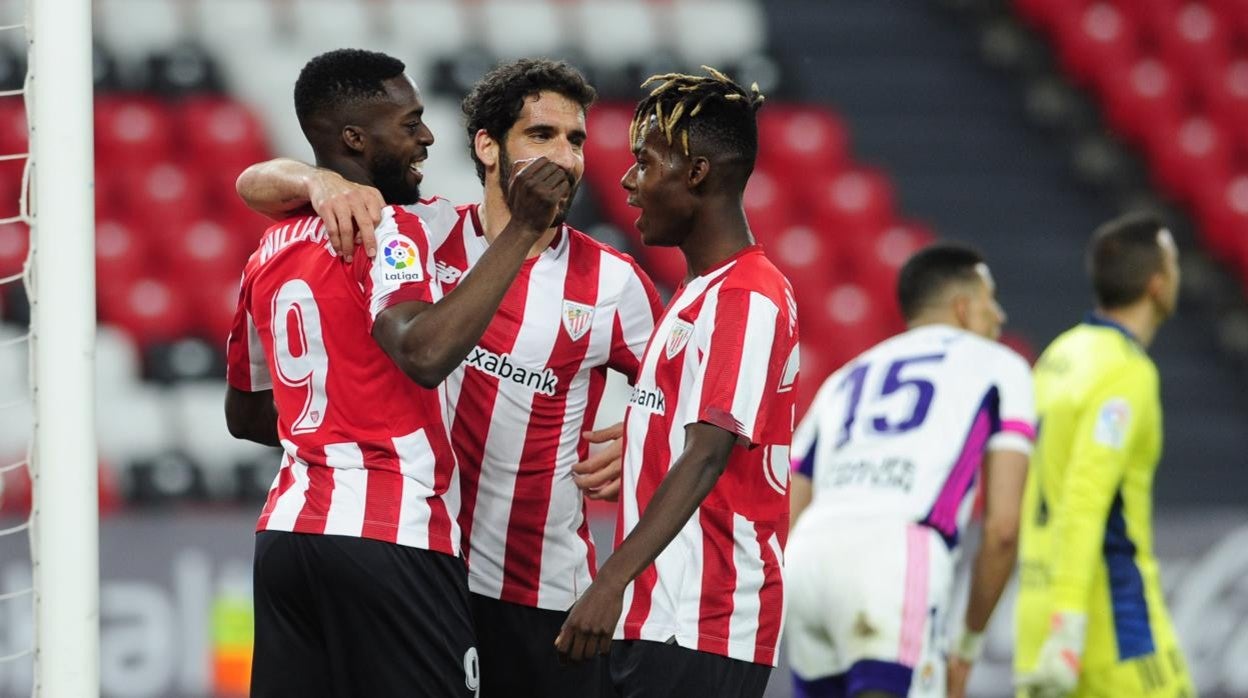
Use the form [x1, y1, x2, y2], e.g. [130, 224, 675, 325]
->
[246, 310, 272, 390]
[394, 427, 435, 549]
[729, 293, 780, 439]
[323, 442, 366, 535]
[729, 513, 764, 660]
[266, 440, 311, 531]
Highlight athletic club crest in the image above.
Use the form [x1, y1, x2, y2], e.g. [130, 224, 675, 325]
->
[562, 300, 595, 341]
[665, 320, 694, 359]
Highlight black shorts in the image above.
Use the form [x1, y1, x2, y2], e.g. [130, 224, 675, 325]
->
[251, 531, 478, 698]
[470, 592, 608, 698]
[608, 639, 772, 698]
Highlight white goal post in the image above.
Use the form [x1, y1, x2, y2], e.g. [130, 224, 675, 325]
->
[28, 0, 98, 695]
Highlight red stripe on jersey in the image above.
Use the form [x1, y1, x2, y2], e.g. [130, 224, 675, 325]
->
[499, 240, 602, 606]
[578, 368, 607, 462]
[257, 452, 296, 531]
[608, 311, 641, 380]
[697, 506, 735, 655]
[452, 265, 534, 558]
[293, 447, 333, 534]
[698, 292, 750, 438]
[620, 410, 672, 632]
[754, 526, 784, 665]
[425, 421, 457, 555]
[361, 446, 402, 543]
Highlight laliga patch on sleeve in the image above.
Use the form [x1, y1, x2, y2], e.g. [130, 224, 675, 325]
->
[1093, 397, 1131, 449]
[377, 233, 425, 286]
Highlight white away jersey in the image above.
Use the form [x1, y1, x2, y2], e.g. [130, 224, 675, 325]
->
[405, 199, 661, 610]
[791, 325, 1035, 548]
[616, 245, 800, 667]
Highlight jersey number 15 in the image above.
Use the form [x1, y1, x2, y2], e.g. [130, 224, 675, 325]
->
[834, 353, 945, 448]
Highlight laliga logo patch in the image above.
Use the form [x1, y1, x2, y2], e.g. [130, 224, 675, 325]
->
[1094, 397, 1131, 450]
[381, 235, 424, 285]
[665, 320, 694, 359]
[562, 300, 595, 342]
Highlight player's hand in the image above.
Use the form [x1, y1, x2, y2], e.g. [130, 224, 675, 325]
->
[572, 423, 623, 501]
[1015, 611, 1086, 698]
[307, 170, 385, 263]
[946, 656, 972, 698]
[554, 576, 624, 663]
[505, 156, 572, 235]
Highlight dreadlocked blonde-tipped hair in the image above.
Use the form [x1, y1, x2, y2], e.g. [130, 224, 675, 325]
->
[629, 66, 765, 157]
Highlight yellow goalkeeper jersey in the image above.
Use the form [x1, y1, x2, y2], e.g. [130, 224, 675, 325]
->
[1015, 315, 1191, 694]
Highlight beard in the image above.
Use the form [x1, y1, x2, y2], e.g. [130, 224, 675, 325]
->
[498, 142, 579, 228]
[370, 150, 421, 205]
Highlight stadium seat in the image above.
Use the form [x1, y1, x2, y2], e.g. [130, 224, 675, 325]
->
[669, 0, 768, 67]
[98, 276, 194, 349]
[155, 218, 251, 283]
[189, 274, 242, 346]
[193, 0, 279, 61]
[95, 0, 185, 61]
[806, 167, 897, 235]
[94, 97, 176, 168]
[1193, 172, 1248, 264]
[1144, 113, 1234, 204]
[291, 0, 390, 57]
[116, 161, 208, 233]
[576, 0, 662, 64]
[480, 0, 567, 59]
[1100, 56, 1185, 144]
[96, 384, 177, 470]
[168, 381, 277, 487]
[757, 106, 851, 177]
[0, 101, 26, 156]
[1197, 56, 1248, 129]
[388, 0, 472, 61]
[1052, 1, 1140, 89]
[743, 169, 798, 242]
[0, 221, 25, 281]
[802, 282, 891, 373]
[95, 219, 149, 285]
[1151, 1, 1234, 80]
[770, 223, 838, 292]
[177, 97, 269, 172]
[96, 325, 144, 398]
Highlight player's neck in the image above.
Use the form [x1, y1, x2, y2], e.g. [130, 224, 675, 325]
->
[1095, 304, 1158, 348]
[680, 200, 754, 278]
[480, 185, 558, 259]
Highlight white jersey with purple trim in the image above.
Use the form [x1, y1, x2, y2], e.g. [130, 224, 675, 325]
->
[792, 324, 1035, 547]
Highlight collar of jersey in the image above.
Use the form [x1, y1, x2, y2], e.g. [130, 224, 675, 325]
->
[1083, 312, 1141, 345]
[467, 203, 565, 262]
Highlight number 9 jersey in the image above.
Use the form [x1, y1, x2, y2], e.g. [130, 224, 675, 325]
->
[225, 206, 462, 557]
[791, 324, 1036, 547]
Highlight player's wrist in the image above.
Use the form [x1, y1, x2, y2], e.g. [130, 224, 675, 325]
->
[952, 626, 986, 662]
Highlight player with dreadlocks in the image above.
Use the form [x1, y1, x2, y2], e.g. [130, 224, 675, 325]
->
[555, 68, 800, 698]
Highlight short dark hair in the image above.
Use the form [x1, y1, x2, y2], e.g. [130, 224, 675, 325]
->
[1087, 212, 1168, 309]
[461, 58, 597, 183]
[897, 244, 986, 321]
[294, 49, 407, 134]
[630, 66, 764, 183]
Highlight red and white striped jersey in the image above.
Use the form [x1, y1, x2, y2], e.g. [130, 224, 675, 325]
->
[225, 206, 461, 557]
[615, 244, 800, 667]
[407, 200, 662, 610]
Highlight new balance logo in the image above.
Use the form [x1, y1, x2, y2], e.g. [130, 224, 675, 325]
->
[436, 261, 464, 284]
[627, 385, 666, 415]
[465, 346, 558, 396]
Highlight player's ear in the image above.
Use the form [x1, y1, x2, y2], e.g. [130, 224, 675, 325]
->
[474, 129, 499, 174]
[952, 292, 972, 329]
[687, 155, 711, 190]
[342, 125, 366, 154]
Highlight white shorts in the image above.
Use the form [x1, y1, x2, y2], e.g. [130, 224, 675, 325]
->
[785, 511, 953, 698]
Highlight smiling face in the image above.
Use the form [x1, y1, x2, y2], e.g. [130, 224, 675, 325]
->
[358, 75, 433, 205]
[620, 117, 698, 247]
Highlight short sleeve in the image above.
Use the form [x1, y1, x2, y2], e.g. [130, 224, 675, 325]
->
[690, 287, 791, 446]
[360, 206, 438, 331]
[986, 347, 1037, 454]
[225, 276, 272, 392]
[402, 197, 460, 251]
[607, 262, 663, 381]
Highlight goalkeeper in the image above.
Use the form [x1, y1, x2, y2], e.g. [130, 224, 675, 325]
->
[1014, 213, 1194, 697]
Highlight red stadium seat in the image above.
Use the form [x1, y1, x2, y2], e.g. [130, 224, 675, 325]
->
[1014, 0, 1086, 34]
[116, 161, 209, 233]
[844, 221, 935, 325]
[1145, 113, 1234, 203]
[1197, 56, 1248, 132]
[1193, 173, 1248, 264]
[584, 103, 640, 233]
[98, 276, 194, 349]
[1101, 56, 1186, 143]
[0, 157, 23, 222]
[1152, 2, 1234, 80]
[771, 223, 838, 292]
[806, 167, 896, 235]
[94, 96, 175, 168]
[0, 102, 27, 156]
[95, 219, 150, 286]
[0, 221, 27, 279]
[177, 96, 269, 171]
[189, 274, 243, 345]
[803, 282, 892, 370]
[743, 169, 798, 242]
[757, 106, 850, 178]
[1052, 2, 1141, 89]
[154, 218, 252, 282]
